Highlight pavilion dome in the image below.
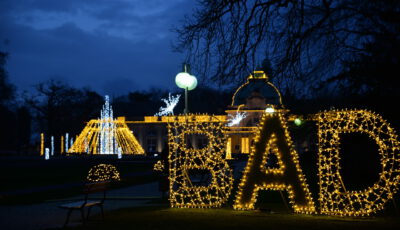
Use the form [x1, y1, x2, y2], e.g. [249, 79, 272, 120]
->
[231, 71, 283, 108]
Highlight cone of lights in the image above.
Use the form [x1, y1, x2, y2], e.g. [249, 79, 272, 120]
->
[168, 115, 233, 208]
[68, 118, 144, 155]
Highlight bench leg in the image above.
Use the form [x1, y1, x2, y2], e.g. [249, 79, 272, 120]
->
[100, 205, 104, 220]
[64, 209, 73, 228]
[80, 209, 85, 223]
[86, 206, 92, 220]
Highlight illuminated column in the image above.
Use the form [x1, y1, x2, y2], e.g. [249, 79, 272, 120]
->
[51, 136, 54, 156]
[100, 95, 117, 154]
[45, 148, 50, 160]
[118, 147, 122, 159]
[226, 137, 232, 160]
[110, 105, 115, 154]
[40, 133, 44, 156]
[61, 136, 64, 154]
[241, 137, 249, 154]
[65, 133, 69, 153]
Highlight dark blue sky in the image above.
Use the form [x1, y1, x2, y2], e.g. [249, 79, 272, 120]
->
[0, 0, 196, 96]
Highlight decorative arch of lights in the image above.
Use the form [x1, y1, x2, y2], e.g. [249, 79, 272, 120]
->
[87, 164, 121, 182]
[168, 114, 233, 208]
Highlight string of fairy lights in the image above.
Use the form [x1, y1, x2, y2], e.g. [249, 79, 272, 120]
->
[262, 134, 285, 175]
[153, 160, 164, 172]
[317, 109, 400, 216]
[167, 114, 234, 208]
[68, 118, 144, 155]
[233, 113, 316, 213]
[36, 89, 400, 216]
[163, 109, 399, 216]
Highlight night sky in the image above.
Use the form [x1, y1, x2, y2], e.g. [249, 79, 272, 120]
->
[0, 0, 196, 95]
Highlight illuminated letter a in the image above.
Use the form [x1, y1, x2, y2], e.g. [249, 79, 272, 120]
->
[234, 113, 315, 213]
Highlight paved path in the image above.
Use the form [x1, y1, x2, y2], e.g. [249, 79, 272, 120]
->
[0, 182, 161, 230]
[0, 171, 154, 197]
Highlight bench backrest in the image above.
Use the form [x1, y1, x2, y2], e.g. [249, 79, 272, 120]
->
[83, 181, 109, 203]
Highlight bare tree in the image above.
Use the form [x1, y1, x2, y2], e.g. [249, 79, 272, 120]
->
[0, 51, 14, 105]
[175, 0, 400, 97]
[26, 80, 103, 137]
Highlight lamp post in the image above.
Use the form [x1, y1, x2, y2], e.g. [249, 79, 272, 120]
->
[175, 63, 197, 114]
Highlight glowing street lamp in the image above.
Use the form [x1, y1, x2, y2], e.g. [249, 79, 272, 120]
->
[175, 63, 197, 114]
[294, 118, 302, 126]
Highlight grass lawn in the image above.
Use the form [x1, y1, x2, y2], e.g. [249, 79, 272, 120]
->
[0, 156, 158, 204]
[69, 206, 400, 230]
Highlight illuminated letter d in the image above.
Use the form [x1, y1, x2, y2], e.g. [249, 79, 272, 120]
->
[318, 110, 400, 216]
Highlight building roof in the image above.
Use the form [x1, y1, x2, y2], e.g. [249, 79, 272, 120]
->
[231, 71, 283, 107]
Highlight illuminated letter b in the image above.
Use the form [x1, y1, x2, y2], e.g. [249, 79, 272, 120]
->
[168, 116, 233, 208]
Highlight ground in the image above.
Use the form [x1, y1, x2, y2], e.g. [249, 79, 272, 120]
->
[0, 156, 400, 230]
[0, 156, 157, 204]
[68, 206, 400, 230]
[2, 181, 399, 230]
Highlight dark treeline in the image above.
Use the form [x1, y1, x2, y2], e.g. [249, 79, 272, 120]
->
[112, 87, 232, 118]
[1, 49, 400, 154]
[1, 23, 400, 154]
[0, 51, 233, 154]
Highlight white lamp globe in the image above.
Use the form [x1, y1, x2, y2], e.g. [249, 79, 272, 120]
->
[294, 118, 302, 126]
[175, 72, 191, 89]
[187, 75, 197, 90]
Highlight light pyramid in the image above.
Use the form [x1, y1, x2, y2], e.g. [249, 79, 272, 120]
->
[68, 96, 144, 155]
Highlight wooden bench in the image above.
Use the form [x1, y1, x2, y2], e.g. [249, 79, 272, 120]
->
[59, 181, 109, 227]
